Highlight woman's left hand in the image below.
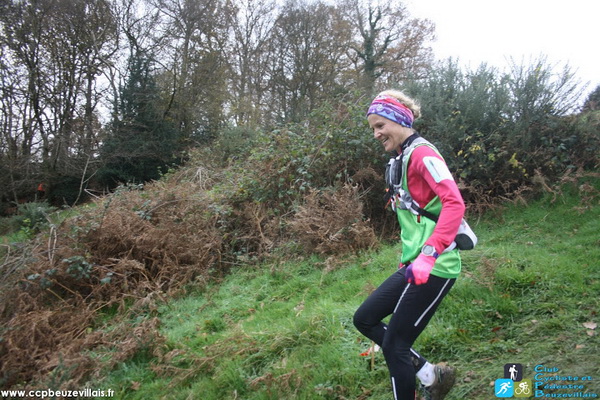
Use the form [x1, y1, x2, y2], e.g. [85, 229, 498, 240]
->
[406, 254, 436, 285]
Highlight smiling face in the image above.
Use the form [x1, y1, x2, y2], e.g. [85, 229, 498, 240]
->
[368, 114, 413, 153]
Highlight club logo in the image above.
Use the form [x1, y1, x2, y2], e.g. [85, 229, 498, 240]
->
[495, 364, 531, 398]
[504, 364, 523, 381]
[494, 363, 597, 398]
[495, 379, 514, 398]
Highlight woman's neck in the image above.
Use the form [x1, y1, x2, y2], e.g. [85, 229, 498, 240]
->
[397, 130, 419, 153]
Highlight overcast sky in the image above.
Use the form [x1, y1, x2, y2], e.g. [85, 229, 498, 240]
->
[406, 0, 599, 101]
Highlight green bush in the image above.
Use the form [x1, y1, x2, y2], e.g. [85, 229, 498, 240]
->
[404, 58, 594, 204]
[227, 94, 385, 217]
[210, 126, 261, 164]
[14, 202, 57, 235]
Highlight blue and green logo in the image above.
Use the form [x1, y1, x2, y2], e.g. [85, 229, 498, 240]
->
[494, 364, 531, 398]
[494, 363, 598, 398]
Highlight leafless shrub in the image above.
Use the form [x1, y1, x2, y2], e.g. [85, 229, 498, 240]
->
[0, 177, 224, 389]
[288, 184, 378, 255]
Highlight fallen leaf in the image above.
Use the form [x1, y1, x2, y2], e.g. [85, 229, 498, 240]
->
[586, 330, 596, 337]
[583, 322, 597, 330]
[294, 301, 304, 316]
[575, 344, 585, 349]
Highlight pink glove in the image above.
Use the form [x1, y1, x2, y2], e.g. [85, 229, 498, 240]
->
[406, 254, 436, 285]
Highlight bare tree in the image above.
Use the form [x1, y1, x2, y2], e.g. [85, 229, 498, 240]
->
[229, 0, 277, 127]
[341, 0, 435, 95]
[0, 0, 440, 207]
[0, 0, 118, 204]
[266, 0, 350, 123]
[43, 0, 117, 173]
[151, 0, 234, 140]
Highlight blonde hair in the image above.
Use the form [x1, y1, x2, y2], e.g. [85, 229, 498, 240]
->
[377, 89, 421, 120]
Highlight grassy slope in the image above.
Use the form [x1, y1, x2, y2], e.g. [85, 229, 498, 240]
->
[92, 187, 600, 399]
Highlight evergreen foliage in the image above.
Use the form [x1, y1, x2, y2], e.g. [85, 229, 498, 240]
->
[98, 52, 183, 188]
[219, 94, 387, 222]
[403, 59, 598, 205]
[583, 84, 600, 111]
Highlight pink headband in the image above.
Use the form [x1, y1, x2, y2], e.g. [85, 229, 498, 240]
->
[366, 95, 414, 128]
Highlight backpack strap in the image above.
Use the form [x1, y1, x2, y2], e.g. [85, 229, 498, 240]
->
[396, 136, 442, 222]
[409, 201, 439, 222]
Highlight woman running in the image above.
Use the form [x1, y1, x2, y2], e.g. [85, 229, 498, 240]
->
[354, 90, 464, 400]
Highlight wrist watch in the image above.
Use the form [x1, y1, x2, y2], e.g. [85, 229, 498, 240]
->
[421, 244, 439, 259]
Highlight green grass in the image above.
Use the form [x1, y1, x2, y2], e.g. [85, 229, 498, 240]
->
[88, 190, 600, 399]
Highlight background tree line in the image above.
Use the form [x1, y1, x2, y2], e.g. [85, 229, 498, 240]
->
[0, 0, 598, 217]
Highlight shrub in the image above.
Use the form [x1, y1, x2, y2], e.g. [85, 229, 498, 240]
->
[404, 57, 592, 205]
[227, 94, 388, 229]
[287, 184, 378, 255]
[0, 176, 225, 388]
[7, 202, 58, 238]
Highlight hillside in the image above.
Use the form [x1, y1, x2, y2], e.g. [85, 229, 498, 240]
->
[1, 168, 599, 399]
[82, 176, 599, 399]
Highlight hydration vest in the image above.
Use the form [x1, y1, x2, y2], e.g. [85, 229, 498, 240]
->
[385, 137, 477, 253]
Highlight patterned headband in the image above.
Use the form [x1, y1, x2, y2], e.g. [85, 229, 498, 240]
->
[366, 95, 414, 128]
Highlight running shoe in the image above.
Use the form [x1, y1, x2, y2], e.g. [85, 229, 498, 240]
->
[420, 364, 456, 400]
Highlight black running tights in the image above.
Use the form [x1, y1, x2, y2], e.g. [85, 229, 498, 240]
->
[353, 267, 455, 400]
